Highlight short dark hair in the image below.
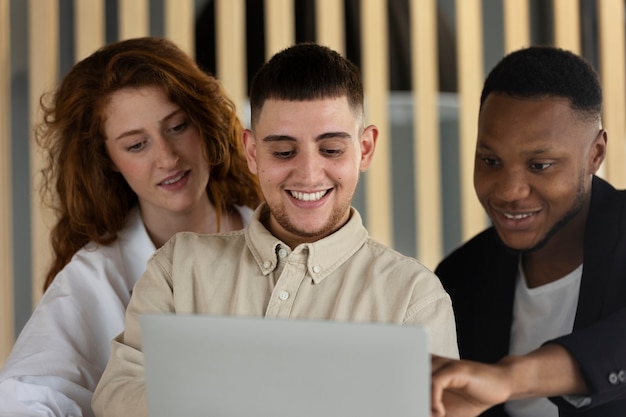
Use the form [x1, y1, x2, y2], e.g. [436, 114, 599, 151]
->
[248, 42, 364, 127]
[480, 46, 602, 121]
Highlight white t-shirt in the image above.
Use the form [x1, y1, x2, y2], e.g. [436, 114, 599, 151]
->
[504, 260, 582, 417]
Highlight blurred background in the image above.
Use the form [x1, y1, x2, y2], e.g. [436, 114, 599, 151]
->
[2, 0, 625, 366]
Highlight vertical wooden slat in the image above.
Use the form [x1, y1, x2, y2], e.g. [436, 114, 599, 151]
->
[410, 0, 441, 269]
[456, 0, 487, 241]
[118, 0, 149, 40]
[553, 0, 581, 53]
[503, 0, 530, 53]
[165, 0, 194, 57]
[216, 0, 247, 121]
[74, 0, 105, 61]
[264, 0, 295, 61]
[598, 0, 626, 188]
[0, 0, 14, 367]
[361, 0, 392, 246]
[315, 0, 345, 55]
[28, 0, 58, 304]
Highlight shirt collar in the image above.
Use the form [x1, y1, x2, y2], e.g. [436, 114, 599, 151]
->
[245, 203, 369, 283]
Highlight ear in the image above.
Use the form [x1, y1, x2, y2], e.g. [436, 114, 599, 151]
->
[359, 124, 378, 172]
[242, 129, 258, 174]
[589, 129, 607, 174]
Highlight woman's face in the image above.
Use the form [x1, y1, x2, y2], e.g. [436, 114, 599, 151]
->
[103, 85, 211, 220]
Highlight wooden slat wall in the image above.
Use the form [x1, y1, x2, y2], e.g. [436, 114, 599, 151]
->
[3, 0, 626, 366]
[216, 0, 247, 120]
[28, 0, 58, 306]
[598, 0, 626, 188]
[74, 0, 105, 61]
[1, 0, 13, 367]
[118, 0, 149, 40]
[165, 0, 194, 57]
[503, 0, 530, 53]
[361, 0, 392, 247]
[410, 0, 442, 268]
[456, 0, 487, 242]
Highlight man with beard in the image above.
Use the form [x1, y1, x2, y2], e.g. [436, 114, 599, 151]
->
[92, 42, 458, 417]
[431, 46, 626, 417]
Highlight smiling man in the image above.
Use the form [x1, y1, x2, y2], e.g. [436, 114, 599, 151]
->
[431, 46, 626, 417]
[92, 42, 458, 417]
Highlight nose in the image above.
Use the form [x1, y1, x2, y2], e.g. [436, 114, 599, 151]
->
[491, 168, 531, 203]
[155, 136, 179, 168]
[293, 149, 323, 182]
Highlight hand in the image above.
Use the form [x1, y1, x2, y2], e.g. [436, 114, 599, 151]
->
[430, 354, 513, 417]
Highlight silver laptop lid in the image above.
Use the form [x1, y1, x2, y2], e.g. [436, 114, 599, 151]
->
[141, 314, 429, 417]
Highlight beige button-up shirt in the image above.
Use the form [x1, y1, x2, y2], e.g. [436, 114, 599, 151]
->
[93, 204, 458, 417]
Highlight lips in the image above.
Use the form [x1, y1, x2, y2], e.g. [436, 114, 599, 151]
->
[289, 190, 328, 202]
[159, 170, 189, 186]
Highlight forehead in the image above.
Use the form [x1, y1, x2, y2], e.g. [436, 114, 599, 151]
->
[478, 94, 597, 149]
[253, 97, 360, 137]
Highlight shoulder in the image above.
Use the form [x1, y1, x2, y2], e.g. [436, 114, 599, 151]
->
[154, 229, 248, 265]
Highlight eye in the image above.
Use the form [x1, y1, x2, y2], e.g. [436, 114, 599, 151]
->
[127, 140, 147, 152]
[480, 157, 499, 167]
[273, 150, 296, 159]
[320, 148, 344, 157]
[530, 162, 552, 171]
[169, 121, 188, 134]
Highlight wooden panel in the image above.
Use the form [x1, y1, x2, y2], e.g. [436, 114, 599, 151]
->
[315, 0, 345, 54]
[503, 0, 529, 53]
[456, 0, 487, 241]
[216, 0, 247, 121]
[74, 0, 105, 60]
[598, 0, 626, 188]
[553, 0, 580, 53]
[165, 0, 194, 57]
[410, 0, 441, 269]
[0, 0, 13, 367]
[361, 0, 392, 246]
[118, 0, 149, 40]
[28, 0, 58, 304]
[264, 0, 294, 61]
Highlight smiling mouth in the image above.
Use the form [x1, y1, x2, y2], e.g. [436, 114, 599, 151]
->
[289, 190, 328, 202]
[160, 171, 187, 185]
[503, 212, 534, 220]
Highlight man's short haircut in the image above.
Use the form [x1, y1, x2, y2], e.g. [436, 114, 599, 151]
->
[480, 46, 602, 121]
[249, 42, 364, 128]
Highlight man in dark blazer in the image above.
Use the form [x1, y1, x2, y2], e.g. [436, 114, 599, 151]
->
[430, 46, 626, 417]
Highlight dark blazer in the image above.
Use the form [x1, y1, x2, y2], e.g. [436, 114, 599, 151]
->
[435, 176, 626, 417]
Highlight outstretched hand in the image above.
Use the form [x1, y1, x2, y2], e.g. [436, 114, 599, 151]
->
[430, 354, 513, 417]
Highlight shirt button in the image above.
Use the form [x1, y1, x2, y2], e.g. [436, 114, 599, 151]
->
[609, 372, 619, 385]
[278, 248, 287, 258]
[263, 261, 271, 269]
[312, 265, 321, 273]
[618, 370, 626, 383]
[279, 291, 289, 301]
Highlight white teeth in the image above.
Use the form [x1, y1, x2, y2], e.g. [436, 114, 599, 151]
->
[290, 190, 327, 202]
[504, 212, 532, 220]
[162, 173, 185, 185]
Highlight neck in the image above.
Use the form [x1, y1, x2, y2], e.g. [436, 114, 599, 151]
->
[141, 197, 241, 248]
[522, 209, 588, 289]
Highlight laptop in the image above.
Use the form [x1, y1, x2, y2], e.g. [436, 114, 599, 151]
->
[141, 314, 430, 417]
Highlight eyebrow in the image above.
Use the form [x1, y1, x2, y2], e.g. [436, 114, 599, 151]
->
[476, 141, 553, 156]
[262, 131, 352, 143]
[114, 108, 183, 141]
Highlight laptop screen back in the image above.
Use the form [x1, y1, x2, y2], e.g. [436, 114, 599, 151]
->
[141, 314, 429, 417]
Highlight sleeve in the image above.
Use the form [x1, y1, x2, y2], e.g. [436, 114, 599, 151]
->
[547, 308, 626, 410]
[0, 255, 129, 417]
[404, 267, 459, 359]
[91, 247, 176, 417]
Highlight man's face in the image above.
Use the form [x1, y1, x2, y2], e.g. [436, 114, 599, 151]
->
[474, 93, 606, 252]
[243, 97, 377, 248]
